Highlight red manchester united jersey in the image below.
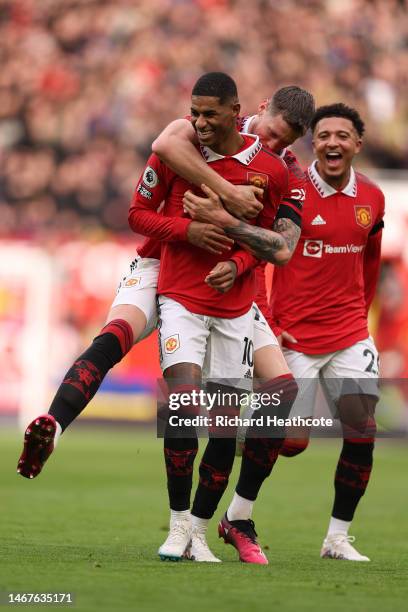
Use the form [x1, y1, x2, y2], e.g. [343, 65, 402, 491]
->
[138, 115, 305, 272]
[129, 134, 288, 318]
[239, 114, 306, 325]
[270, 161, 385, 353]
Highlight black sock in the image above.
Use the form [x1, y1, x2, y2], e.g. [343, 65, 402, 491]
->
[49, 319, 133, 431]
[332, 439, 374, 521]
[236, 437, 283, 500]
[164, 429, 198, 511]
[236, 374, 298, 500]
[191, 437, 236, 519]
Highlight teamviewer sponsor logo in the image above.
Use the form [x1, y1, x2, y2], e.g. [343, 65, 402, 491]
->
[325, 244, 365, 254]
[303, 239, 323, 258]
[304, 240, 365, 258]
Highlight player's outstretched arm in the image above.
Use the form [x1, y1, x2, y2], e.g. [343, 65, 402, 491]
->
[152, 119, 263, 220]
[183, 184, 296, 265]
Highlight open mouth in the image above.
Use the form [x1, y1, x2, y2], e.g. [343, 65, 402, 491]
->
[325, 151, 343, 169]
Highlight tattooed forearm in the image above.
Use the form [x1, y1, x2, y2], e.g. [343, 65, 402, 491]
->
[273, 217, 301, 254]
[224, 222, 290, 264]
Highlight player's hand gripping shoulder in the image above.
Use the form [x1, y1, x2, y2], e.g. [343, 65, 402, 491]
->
[187, 221, 234, 255]
[205, 261, 237, 293]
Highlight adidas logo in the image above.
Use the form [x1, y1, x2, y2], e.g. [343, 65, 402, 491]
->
[311, 214, 326, 225]
[244, 369, 253, 379]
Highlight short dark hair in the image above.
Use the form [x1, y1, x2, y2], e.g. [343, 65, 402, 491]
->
[192, 72, 238, 104]
[269, 86, 315, 134]
[311, 103, 365, 136]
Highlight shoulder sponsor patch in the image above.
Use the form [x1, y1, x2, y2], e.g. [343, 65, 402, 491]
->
[290, 188, 306, 201]
[354, 205, 372, 228]
[164, 334, 180, 354]
[143, 166, 159, 188]
[137, 183, 152, 199]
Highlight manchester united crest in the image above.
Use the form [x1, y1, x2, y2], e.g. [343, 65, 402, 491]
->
[355, 206, 372, 228]
[164, 334, 180, 354]
[247, 172, 269, 190]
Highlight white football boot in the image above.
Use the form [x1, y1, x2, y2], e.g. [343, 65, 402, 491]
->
[320, 534, 370, 561]
[185, 528, 221, 562]
[158, 517, 192, 561]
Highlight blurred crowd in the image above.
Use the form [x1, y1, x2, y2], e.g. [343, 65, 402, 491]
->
[0, 0, 407, 236]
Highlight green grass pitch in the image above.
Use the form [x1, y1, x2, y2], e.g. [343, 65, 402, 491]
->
[1, 424, 408, 612]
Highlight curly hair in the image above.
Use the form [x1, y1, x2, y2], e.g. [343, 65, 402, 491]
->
[311, 103, 365, 136]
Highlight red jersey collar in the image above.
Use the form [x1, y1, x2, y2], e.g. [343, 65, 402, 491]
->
[308, 160, 357, 198]
[200, 133, 262, 166]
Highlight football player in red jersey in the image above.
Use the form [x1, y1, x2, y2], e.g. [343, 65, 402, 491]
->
[273, 104, 384, 562]
[186, 103, 384, 562]
[153, 87, 315, 563]
[128, 72, 304, 563]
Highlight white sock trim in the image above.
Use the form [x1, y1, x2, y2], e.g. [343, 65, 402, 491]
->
[170, 509, 190, 523]
[327, 516, 351, 537]
[191, 515, 209, 533]
[54, 422, 62, 447]
[227, 492, 254, 521]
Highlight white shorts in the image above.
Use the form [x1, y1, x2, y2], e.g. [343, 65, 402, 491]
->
[111, 256, 159, 340]
[283, 336, 380, 417]
[252, 303, 279, 351]
[157, 295, 254, 390]
[109, 257, 278, 353]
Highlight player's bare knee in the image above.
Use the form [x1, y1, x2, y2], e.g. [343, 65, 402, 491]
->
[254, 345, 291, 380]
[107, 304, 147, 342]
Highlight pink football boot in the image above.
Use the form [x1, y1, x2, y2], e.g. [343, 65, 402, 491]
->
[218, 513, 268, 565]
